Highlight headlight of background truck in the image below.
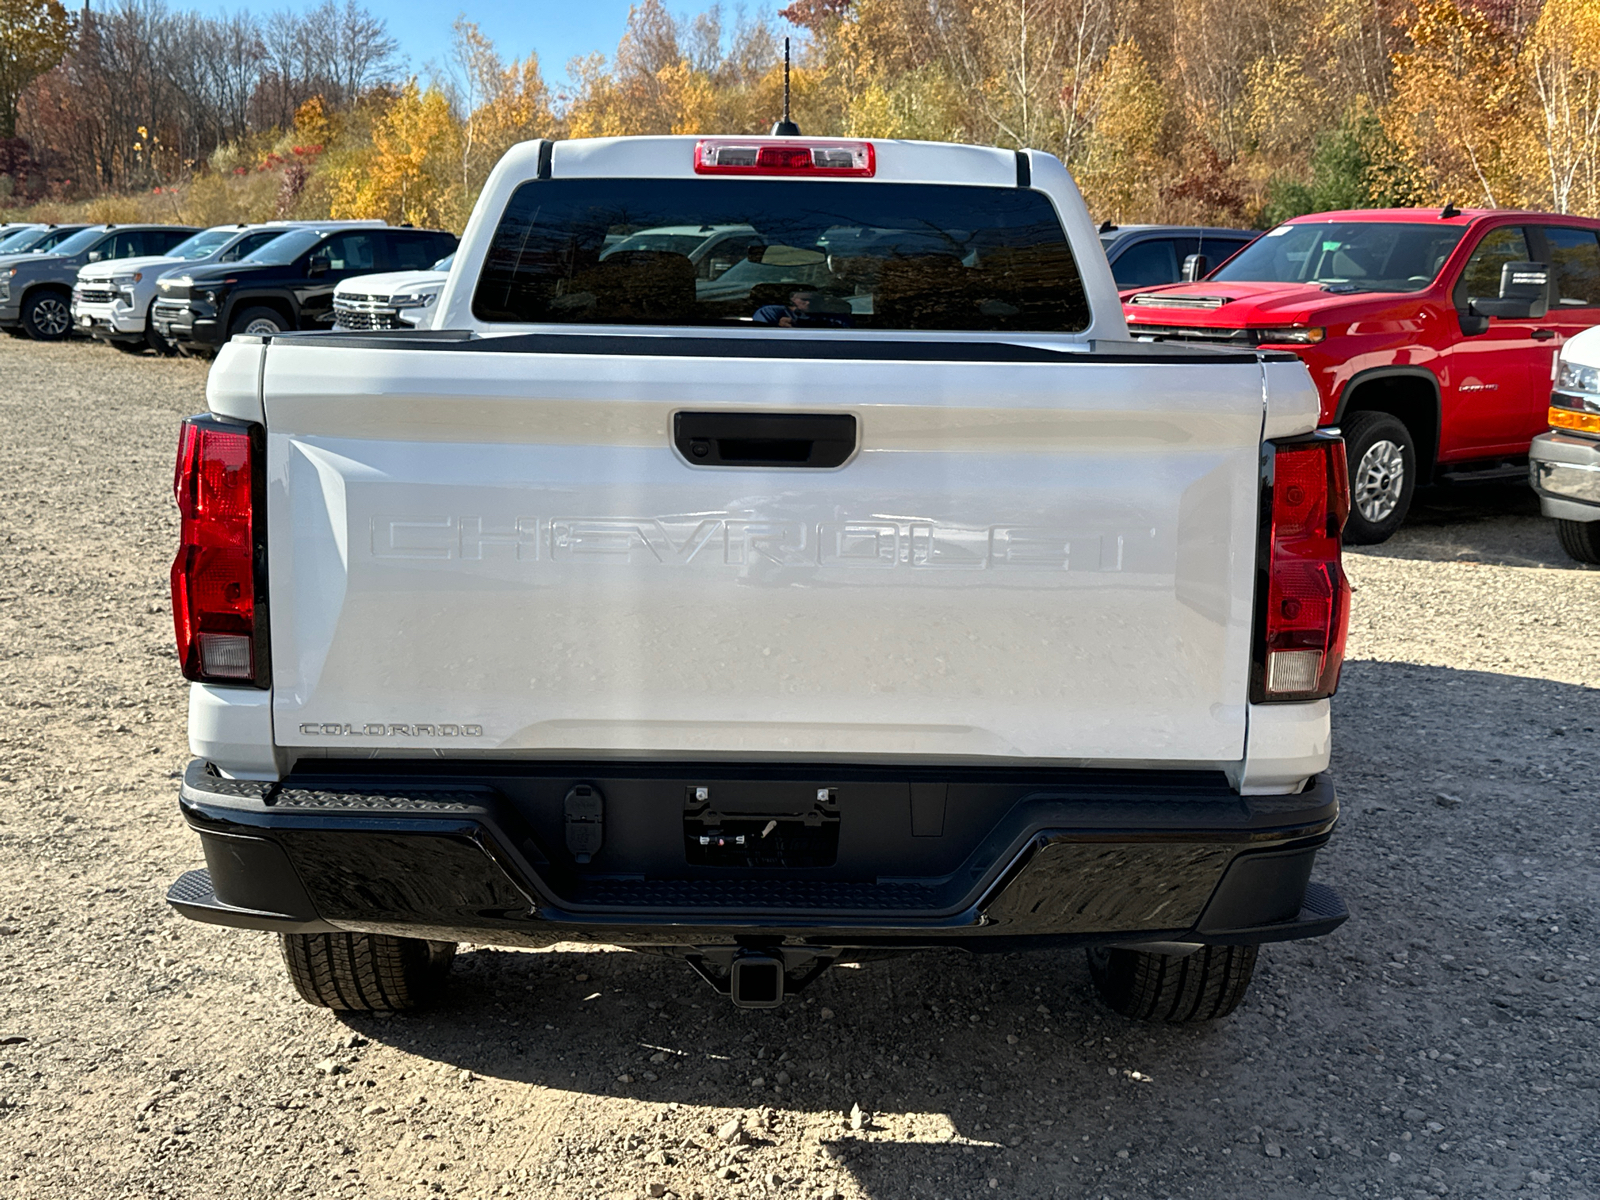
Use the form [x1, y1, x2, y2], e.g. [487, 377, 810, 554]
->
[1553, 355, 1600, 434]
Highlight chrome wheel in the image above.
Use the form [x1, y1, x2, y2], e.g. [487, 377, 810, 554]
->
[1353, 437, 1406, 524]
[30, 295, 70, 337]
[243, 316, 283, 335]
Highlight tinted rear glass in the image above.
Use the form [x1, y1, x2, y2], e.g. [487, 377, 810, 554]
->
[474, 179, 1089, 332]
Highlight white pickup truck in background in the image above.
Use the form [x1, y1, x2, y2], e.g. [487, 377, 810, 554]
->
[332, 253, 455, 331]
[166, 134, 1351, 1022]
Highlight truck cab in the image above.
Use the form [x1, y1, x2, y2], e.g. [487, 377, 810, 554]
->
[1123, 209, 1600, 542]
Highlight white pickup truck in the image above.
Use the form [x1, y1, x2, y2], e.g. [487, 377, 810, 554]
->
[166, 134, 1351, 1022]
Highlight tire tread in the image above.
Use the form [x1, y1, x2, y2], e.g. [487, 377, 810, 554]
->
[279, 932, 454, 1011]
[1089, 944, 1258, 1022]
[1555, 518, 1600, 564]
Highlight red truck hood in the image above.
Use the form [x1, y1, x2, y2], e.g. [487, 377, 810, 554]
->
[1123, 281, 1385, 326]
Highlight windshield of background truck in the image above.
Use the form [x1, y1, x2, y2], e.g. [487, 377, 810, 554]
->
[1211, 222, 1466, 293]
[239, 228, 323, 265]
[474, 179, 1090, 332]
[46, 227, 113, 258]
[2, 226, 86, 255]
[164, 228, 240, 260]
[0, 227, 50, 253]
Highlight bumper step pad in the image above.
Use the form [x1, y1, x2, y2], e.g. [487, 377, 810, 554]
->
[1200, 880, 1348, 945]
[167, 868, 333, 933]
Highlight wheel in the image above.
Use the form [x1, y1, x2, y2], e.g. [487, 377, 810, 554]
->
[143, 308, 173, 354]
[1555, 518, 1600, 564]
[279, 931, 456, 1011]
[1341, 410, 1416, 545]
[231, 306, 288, 339]
[1087, 943, 1258, 1022]
[21, 290, 72, 341]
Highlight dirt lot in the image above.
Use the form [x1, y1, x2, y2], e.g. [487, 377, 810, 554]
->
[1, 337, 1596, 1200]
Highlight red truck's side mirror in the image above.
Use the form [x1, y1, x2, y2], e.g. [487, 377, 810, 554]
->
[1462, 260, 1550, 333]
[1182, 253, 1208, 282]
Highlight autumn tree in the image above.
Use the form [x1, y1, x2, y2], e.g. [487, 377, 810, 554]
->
[328, 80, 459, 226]
[449, 17, 555, 214]
[1524, 0, 1600, 212]
[1384, 0, 1529, 208]
[1072, 40, 1166, 222]
[0, 0, 70, 139]
[567, 0, 791, 138]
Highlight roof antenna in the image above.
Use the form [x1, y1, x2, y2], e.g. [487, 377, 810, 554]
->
[1440, 201, 1461, 219]
[771, 37, 800, 136]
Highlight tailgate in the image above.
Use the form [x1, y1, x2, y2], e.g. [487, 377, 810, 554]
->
[264, 337, 1265, 764]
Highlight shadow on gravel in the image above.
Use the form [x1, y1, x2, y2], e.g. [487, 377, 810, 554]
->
[340, 942, 1259, 1196]
[328, 659, 1598, 1198]
[1360, 483, 1590, 570]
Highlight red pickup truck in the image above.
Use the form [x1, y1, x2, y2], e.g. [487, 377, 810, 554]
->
[1122, 208, 1600, 542]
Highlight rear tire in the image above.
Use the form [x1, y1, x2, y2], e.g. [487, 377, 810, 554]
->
[1341, 410, 1416, 545]
[1555, 518, 1600, 564]
[144, 310, 173, 354]
[231, 305, 288, 339]
[1087, 944, 1258, 1022]
[21, 289, 73, 341]
[279, 932, 456, 1011]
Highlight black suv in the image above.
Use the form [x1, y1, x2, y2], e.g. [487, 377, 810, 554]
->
[152, 224, 458, 352]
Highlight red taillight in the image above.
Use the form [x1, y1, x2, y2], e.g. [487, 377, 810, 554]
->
[693, 138, 876, 177]
[1254, 436, 1351, 702]
[171, 417, 263, 685]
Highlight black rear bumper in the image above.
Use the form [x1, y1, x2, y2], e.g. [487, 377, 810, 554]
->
[169, 758, 1346, 951]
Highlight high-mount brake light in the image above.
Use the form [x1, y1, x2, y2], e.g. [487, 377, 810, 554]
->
[1253, 435, 1351, 703]
[693, 138, 875, 177]
[171, 416, 266, 686]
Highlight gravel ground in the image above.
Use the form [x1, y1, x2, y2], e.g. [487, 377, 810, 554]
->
[1, 337, 1596, 1200]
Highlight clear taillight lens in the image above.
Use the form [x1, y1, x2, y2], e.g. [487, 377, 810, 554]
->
[171, 417, 264, 685]
[1254, 435, 1351, 702]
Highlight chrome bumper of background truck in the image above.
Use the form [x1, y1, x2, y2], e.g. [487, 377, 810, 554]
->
[1531, 430, 1600, 520]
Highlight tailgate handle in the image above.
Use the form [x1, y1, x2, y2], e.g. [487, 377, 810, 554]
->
[674, 412, 856, 468]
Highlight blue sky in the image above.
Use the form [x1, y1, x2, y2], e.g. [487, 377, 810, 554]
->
[190, 1, 796, 92]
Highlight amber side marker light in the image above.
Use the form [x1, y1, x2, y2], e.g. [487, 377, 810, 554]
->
[693, 139, 875, 177]
[1549, 405, 1600, 434]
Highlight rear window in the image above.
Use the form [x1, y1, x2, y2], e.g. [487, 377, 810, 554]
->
[390, 231, 455, 270]
[473, 179, 1089, 332]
